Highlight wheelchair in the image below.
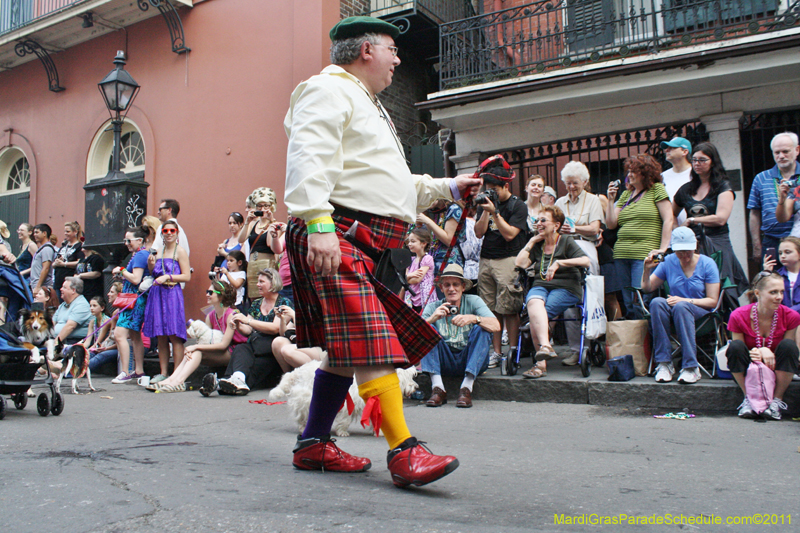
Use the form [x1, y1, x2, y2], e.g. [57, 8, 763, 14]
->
[505, 267, 606, 377]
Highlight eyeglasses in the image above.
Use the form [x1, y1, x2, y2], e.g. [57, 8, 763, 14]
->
[206, 289, 221, 295]
[535, 217, 550, 224]
[230, 212, 242, 218]
[691, 158, 711, 164]
[161, 228, 178, 235]
[255, 203, 271, 209]
[122, 238, 141, 244]
[374, 43, 398, 57]
[158, 206, 170, 211]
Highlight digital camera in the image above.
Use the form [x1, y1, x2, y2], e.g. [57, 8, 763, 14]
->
[609, 179, 621, 190]
[446, 304, 459, 315]
[473, 188, 499, 207]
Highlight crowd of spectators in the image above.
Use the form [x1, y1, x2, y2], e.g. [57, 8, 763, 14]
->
[1, 132, 799, 420]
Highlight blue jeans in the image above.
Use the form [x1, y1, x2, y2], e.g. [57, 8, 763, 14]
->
[649, 298, 707, 369]
[89, 348, 121, 372]
[615, 258, 647, 319]
[525, 286, 580, 319]
[421, 326, 492, 377]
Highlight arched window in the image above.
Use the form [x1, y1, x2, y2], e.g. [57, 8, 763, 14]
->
[87, 119, 146, 182]
[0, 147, 31, 195]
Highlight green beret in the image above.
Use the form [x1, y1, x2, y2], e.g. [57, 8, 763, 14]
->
[329, 16, 400, 41]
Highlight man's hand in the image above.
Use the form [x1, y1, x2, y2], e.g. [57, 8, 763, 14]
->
[451, 314, 476, 327]
[307, 232, 341, 277]
[453, 173, 482, 200]
[481, 198, 497, 215]
[779, 181, 790, 202]
[430, 303, 450, 322]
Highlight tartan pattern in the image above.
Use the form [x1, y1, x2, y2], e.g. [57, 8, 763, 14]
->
[286, 214, 441, 367]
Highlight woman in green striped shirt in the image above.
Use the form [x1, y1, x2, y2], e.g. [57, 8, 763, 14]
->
[606, 154, 674, 318]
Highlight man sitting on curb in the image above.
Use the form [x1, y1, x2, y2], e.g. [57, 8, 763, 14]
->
[421, 264, 500, 408]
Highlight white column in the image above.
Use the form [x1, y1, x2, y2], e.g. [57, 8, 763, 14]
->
[700, 112, 749, 277]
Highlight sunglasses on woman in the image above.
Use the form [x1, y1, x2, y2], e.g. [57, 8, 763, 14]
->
[206, 289, 221, 295]
[162, 228, 178, 235]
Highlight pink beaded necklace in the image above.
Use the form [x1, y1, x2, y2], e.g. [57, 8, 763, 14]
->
[750, 303, 779, 349]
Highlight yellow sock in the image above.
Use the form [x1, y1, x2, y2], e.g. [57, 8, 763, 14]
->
[358, 372, 412, 449]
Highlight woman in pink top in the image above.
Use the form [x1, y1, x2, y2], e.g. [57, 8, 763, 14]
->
[727, 272, 800, 420]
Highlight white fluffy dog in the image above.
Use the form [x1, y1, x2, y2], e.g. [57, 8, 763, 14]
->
[268, 360, 419, 437]
[186, 319, 223, 345]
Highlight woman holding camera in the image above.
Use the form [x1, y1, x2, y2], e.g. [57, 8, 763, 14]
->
[238, 188, 281, 299]
[641, 227, 720, 384]
[515, 205, 591, 378]
[606, 154, 673, 318]
[143, 218, 192, 383]
[672, 142, 747, 296]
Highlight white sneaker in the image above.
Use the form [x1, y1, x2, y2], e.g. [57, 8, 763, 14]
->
[219, 376, 250, 396]
[561, 351, 580, 366]
[501, 330, 509, 346]
[737, 397, 757, 419]
[763, 398, 788, 421]
[793, 373, 800, 381]
[677, 367, 701, 384]
[487, 352, 503, 369]
[111, 372, 132, 384]
[654, 362, 674, 383]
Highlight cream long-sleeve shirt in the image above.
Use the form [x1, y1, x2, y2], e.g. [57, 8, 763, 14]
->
[284, 65, 453, 224]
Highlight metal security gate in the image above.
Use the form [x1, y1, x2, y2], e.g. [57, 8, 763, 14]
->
[0, 191, 30, 254]
[495, 121, 708, 198]
[739, 109, 800, 275]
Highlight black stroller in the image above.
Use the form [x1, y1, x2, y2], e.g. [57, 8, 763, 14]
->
[0, 263, 63, 419]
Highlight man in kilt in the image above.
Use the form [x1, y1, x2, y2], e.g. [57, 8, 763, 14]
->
[284, 16, 481, 488]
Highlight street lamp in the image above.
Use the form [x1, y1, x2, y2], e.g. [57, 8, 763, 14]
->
[97, 50, 140, 180]
[84, 51, 148, 272]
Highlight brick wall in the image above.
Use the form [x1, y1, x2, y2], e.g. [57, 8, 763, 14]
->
[340, 0, 370, 17]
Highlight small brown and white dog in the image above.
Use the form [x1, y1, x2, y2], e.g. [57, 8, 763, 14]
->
[56, 344, 96, 394]
[268, 360, 419, 437]
[17, 307, 57, 395]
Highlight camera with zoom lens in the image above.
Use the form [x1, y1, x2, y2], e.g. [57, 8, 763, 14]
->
[446, 304, 459, 315]
[208, 272, 217, 280]
[782, 178, 799, 189]
[473, 188, 499, 207]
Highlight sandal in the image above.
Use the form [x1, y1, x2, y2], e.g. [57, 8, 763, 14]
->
[145, 382, 162, 392]
[534, 345, 557, 362]
[156, 383, 186, 393]
[522, 366, 547, 379]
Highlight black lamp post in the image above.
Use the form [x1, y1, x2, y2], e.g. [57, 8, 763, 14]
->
[98, 50, 140, 181]
[84, 51, 149, 271]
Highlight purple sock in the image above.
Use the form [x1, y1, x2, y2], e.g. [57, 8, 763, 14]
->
[300, 368, 353, 439]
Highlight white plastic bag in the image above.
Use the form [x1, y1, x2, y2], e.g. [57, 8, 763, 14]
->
[584, 274, 607, 339]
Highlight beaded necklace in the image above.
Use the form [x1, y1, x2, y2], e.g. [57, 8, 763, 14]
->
[750, 303, 779, 349]
[539, 234, 560, 280]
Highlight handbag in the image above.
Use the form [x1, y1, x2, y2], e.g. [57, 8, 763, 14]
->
[584, 274, 607, 339]
[607, 354, 635, 382]
[606, 319, 651, 376]
[112, 293, 138, 310]
[744, 361, 776, 415]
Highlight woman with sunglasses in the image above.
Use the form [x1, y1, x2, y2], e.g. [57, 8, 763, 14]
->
[142, 219, 192, 385]
[110, 224, 153, 384]
[727, 272, 800, 419]
[149, 281, 245, 392]
[238, 188, 282, 299]
[515, 205, 590, 378]
[216, 212, 244, 270]
[672, 142, 748, 297]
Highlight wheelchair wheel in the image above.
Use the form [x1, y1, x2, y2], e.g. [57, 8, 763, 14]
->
[51, 392, 64, 416]
[590, 341, 606, 367]
[506, 348, 518, 376]
[580, 345, 591, 377]
[13, 392, 27, 410]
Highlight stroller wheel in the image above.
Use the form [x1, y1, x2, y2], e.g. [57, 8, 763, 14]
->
[0, 396, 5, 420]
[13, 392, 27, 410]
[506, 348, 518, 376]
[51, 392, 64, 416]
[37, 393, 50, 417]
[580, 345, 591, 377]
[591, 341, 606, 367]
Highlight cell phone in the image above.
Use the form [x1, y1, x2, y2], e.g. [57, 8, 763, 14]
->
[254, 210, 264, 217]
[764, 247, 777, 260]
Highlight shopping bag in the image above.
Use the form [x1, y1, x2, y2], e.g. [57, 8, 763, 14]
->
[584, 274, 607, 339]
[606, 319, 651, 376]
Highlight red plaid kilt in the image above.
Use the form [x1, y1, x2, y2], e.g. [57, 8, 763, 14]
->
[286, 213, 441, 367]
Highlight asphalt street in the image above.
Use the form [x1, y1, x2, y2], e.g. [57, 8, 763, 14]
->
[1, 377, 798, 533]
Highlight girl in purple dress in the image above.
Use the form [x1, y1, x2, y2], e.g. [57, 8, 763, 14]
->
[143, 219, 192, 383]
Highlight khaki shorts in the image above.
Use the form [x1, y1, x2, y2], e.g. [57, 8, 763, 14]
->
[477, 256, 524, 315]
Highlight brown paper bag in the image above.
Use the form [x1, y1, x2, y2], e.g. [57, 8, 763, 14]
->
[605, 320, 651, 376]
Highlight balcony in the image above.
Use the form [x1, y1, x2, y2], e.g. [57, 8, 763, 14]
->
[439, 0, 800, 91]
[0, 0, 192, 74]
[365, 0, 476, 63]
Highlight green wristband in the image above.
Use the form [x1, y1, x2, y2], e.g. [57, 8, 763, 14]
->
[306, 222, 336, 234]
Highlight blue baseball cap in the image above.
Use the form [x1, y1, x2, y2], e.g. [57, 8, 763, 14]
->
[660, 137, 691, 152]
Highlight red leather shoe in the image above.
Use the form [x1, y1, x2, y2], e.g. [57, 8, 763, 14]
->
[387, 437, 459, 488]
[292, 436, 372, 472]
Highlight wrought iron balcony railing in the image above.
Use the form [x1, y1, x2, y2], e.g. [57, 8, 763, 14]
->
[0, 0, 84, 36]
[439, 0, 800, 91]
[366, 0, 475, 26]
